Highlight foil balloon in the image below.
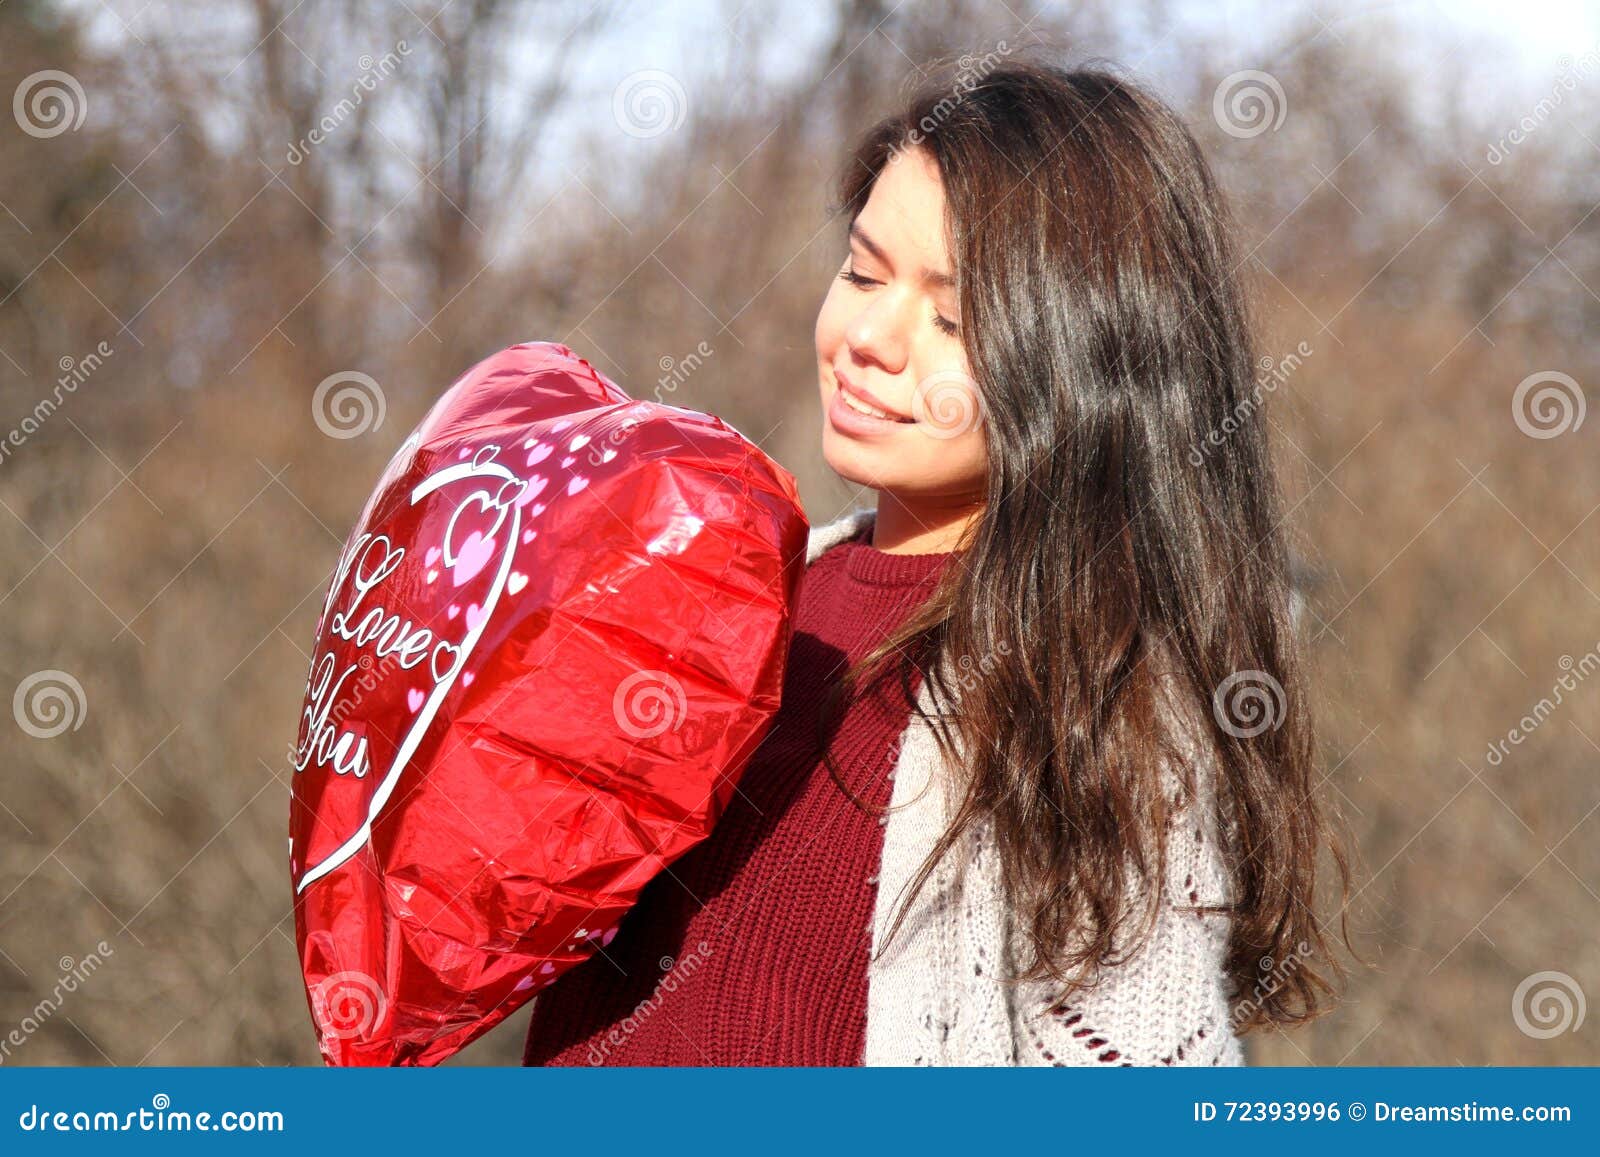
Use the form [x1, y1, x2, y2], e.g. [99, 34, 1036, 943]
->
[290, 341, 808, 1065]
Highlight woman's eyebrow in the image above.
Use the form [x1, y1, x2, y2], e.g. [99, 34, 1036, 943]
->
[849, 221, 955, 289]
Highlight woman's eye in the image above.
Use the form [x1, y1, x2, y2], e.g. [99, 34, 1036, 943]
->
[838, 264, 957, 336]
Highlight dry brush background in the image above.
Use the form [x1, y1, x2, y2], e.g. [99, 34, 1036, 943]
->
[0, 0, 1596, 1065]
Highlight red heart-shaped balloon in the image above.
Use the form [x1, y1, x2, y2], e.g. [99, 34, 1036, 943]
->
[290, 341, 808, 1065]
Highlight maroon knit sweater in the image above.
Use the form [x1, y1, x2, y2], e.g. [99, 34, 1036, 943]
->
[521, 521, 955, 1066]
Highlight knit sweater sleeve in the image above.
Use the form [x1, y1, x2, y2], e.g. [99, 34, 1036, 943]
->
[1004, 737, 1245, 1067]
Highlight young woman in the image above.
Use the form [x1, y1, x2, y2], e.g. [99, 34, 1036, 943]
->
[522, 58, 1351, 1066]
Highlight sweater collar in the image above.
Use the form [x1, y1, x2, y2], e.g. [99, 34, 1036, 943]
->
[805, 505, 958, 586]
[805, 505, 877, 565]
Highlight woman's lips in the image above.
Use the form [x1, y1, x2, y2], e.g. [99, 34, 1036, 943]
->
[827, 378, 914, 436]
[834, 369, 913, 421]
[825, 368, 915, 441]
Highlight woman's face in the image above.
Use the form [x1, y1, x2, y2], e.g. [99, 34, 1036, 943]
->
[814, 147, 988, 503]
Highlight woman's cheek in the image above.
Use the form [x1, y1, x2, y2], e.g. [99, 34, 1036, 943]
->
[931, 377, 989, 486]
[814, 286, 847, 365]
[949, 424, 991, 489]
[910, 368, 985, 441]
[894, 405, 983, 492]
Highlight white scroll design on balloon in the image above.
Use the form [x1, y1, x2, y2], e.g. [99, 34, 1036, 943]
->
[296, 446, 524, 894]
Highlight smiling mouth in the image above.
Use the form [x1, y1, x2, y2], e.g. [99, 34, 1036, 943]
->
[836, 379, 914, 423]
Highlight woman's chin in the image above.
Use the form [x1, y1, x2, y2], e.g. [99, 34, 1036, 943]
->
[821, 442, 896, 492]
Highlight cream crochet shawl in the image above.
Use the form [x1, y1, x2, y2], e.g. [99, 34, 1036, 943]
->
[808, 506, 1246, 1067]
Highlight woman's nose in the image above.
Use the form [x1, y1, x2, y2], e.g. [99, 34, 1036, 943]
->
[844, 290, 912, 374]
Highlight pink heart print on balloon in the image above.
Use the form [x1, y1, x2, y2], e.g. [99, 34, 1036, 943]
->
[289, 341, 808, 1065]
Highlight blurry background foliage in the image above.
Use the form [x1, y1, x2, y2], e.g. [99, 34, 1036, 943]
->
[0, 0, 1596, 1065]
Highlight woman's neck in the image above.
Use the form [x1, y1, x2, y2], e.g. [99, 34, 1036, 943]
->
[868, 490, 984, 554]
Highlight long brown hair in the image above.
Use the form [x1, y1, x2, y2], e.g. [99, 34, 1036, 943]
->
[815, 57, 1355, 1031]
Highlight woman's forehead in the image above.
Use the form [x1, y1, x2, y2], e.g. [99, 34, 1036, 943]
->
[856, 150, 951, 272]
